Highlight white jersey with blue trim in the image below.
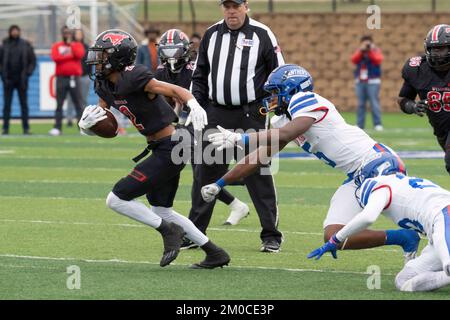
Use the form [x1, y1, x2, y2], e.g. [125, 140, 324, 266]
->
[284, 91, 378, 174]
[358, 174, 450, 237]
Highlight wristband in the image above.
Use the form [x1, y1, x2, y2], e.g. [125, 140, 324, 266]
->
[216, 178, 226, 188]
[241, 133, 250, 145]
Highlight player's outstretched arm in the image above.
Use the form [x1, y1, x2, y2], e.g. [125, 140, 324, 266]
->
[307, 188, 389, 260]
[208, 116, 315, 150]
[201, 117, 315, 203]
[144, 78, 207, 131]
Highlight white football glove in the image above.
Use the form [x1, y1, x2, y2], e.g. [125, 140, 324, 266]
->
[208, 125, 243, 151]
[185, 99, 208, 131]
[78, 105, 107, 130]
[201, 183, 221, 203]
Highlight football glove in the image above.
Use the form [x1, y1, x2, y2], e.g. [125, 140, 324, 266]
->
[307, 235, 341, 260]
[208, 126, 243, 151]
[402, 99, 428, 117]
[78, 105, 107, 130]
[185, 99, 208, 131]
[201, 183, 221, 203]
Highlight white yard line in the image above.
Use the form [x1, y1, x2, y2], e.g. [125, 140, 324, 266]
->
[0, 218, 403, 253]
[0, 253, 394, 276]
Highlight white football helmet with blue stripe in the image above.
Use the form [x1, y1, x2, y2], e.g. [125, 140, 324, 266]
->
[262, 64, 314, 116]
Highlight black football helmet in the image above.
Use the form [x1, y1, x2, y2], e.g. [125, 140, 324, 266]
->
[424, 24, 450, 70]
[158, 29, 191, 73]
[86, 29, 138, 79]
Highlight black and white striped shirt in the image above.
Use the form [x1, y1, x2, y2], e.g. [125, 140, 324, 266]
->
[192, 15, 285, 107]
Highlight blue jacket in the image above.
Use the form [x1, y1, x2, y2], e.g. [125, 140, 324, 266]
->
[136, 42, 160, 73]
[351, 48, 383, 81]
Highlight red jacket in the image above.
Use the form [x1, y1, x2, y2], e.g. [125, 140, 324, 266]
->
[51, 41, 85, 76]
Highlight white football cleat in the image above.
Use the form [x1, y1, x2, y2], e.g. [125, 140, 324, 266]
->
[48, 128, 61, 136]
[224, 198, 249, 225]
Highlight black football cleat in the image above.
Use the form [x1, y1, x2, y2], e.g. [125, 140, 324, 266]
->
[158, 221, 185, 267]
[190, 247, 231, 269]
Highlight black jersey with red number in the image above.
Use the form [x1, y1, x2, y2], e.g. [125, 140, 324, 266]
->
[399, 56, 450, 137]
[94, 64, 177, 136]
[154, 62, 194, 89]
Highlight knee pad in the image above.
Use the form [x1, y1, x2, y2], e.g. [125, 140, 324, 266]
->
[395, 267, 417, 291]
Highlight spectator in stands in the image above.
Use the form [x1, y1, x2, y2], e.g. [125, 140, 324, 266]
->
[190, 32, 202, 61]
[0, 25, 36, 135]
[66, 29, 90, 127]
[351, 35, 384, 131]
[136, 26, 160, 72]
[49, 26, 85, 136]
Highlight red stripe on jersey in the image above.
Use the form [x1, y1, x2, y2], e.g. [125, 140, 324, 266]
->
[312, 106, 329, 123]
[129, 169, 147, 182]
[372, 185, 392, 209]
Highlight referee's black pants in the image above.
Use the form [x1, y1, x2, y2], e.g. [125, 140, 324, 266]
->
[189, 103, 283, 243]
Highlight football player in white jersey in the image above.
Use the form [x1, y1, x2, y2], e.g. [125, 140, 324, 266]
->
[202, 64, 420, 258]
[309, 153, 450, 292]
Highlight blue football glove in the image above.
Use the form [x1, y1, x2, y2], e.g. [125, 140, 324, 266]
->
[307, 235, 341, 260]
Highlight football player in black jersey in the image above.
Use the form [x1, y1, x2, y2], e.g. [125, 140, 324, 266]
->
[78, 29, 230, 269]
[398, 24, 450, 174]
[155, 29, 249, 234]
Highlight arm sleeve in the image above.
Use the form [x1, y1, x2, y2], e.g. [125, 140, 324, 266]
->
[121, 65, 154, 94]
[351, 49, 363, 64]
[71, 42, 85, 60]
[191, 35, 210, 107]
[398, 81, 417, 100]
[368, 48, 383, 65]
[263, 28, 285, 75]
[27, 42, 36, 76]
[335, 188, 390, 242]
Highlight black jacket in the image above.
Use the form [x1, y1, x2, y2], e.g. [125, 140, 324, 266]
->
[0, 37, 36, 82]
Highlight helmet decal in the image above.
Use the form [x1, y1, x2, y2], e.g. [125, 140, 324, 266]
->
[102, 33, 129, 46]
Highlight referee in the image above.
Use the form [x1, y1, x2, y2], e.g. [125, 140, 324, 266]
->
[190, 0, 285, 252]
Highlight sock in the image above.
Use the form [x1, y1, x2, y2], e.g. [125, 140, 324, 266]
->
[152, 206, 208, 246]
[201, 240, 221, 255]
[401, 271, 450, 292]
[385, 229, 419, 252]
[229, 198, 241, 209]
[106, 192, 162, 228]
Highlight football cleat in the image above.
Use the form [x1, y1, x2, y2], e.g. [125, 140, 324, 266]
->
[260, 239, 281, 253]
[190, 247, 230, 269]
[159, 221, 185, 267]
[223, 199, 250, 225]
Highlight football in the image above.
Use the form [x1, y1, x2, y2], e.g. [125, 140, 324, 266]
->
[90, 108, 119, 138]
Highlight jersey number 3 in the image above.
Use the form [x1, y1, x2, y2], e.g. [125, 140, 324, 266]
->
[119, 106, 145, 131]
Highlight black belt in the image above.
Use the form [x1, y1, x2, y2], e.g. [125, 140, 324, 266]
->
[209, 100, 262, 111]
[132, 135, 173, 163]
